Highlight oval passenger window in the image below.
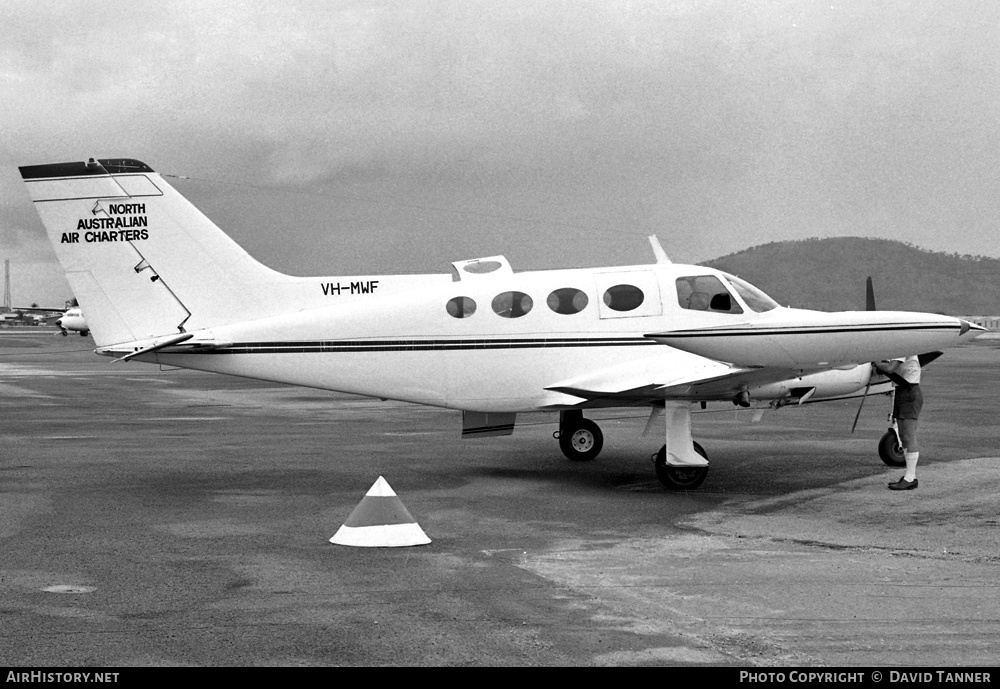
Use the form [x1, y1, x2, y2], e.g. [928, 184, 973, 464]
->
[546, 287, 589, 315]
[492, 291, 533, 318]
[602, 284, 644, 312]
[446, 296, 477, 318]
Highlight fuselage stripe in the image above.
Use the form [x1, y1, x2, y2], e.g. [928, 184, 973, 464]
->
[193, 337, 658, 355]
[651, 324, 961, 339]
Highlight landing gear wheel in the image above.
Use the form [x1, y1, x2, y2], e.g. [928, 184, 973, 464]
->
[653, 441, 709, 490]
[558, 419, 603, 462]
[878, 429, 905, 467]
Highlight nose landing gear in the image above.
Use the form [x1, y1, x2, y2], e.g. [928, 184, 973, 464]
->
[878, 424, 905, 467]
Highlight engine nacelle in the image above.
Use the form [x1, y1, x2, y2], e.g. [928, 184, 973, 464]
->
[749, 364, 873, 402]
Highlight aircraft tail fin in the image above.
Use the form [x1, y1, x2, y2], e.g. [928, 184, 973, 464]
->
[20, 158, 298, 346]
[20, 158, 447, 348]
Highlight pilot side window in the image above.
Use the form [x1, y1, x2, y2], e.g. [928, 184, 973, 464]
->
[602, 284, 644, 312]
[547, 287, 589, 315]
[446, 296, 477, 318]
[675, 276, 744, 314]
[492, 291, 533, 318]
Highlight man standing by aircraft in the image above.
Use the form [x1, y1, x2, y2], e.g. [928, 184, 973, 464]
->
[876, 356, 923, 491]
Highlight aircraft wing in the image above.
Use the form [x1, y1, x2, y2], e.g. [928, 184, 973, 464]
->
[13, 306, 66, 315]
[543, 351, 782, 405]
[542, 349, 895, 408]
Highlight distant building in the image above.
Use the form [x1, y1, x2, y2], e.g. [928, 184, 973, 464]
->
[967, 316, 1000, 330]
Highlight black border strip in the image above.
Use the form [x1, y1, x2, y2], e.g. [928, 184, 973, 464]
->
[19, 158, 154, 180]
[187, 337, 658, 355]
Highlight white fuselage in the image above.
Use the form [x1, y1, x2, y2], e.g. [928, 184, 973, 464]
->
[131, 262, 973, 413]
[56, 308, 88, 333]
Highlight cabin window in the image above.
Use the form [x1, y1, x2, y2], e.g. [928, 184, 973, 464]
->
[446, 296, 477, 318]
[602, 284, 644, 312]
[723, 273, 779, 313]
[492, 291, 533, 318]
[547, 287, 589, 315]
[675, 276, 744, 314]
[463, 260, 503, 275]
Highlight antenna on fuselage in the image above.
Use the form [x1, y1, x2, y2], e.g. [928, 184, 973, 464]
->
[648, 235, 671, 264]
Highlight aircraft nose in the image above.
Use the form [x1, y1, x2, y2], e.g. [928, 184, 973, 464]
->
[959, 319, 988, 341]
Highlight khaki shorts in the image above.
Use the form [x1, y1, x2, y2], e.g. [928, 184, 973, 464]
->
[893, 385, 923, 420]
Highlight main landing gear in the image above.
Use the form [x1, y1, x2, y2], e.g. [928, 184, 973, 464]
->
[555, 404, 710, 490]
[555, 410, 604, 462]
[652, 442, 709, 490]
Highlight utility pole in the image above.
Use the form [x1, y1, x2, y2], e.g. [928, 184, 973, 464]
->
[2, 259, 10, 313]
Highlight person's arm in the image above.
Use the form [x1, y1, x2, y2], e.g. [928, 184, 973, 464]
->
[875, 360, 910, 389]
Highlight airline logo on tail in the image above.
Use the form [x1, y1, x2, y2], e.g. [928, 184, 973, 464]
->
[66, 202, 149, 243]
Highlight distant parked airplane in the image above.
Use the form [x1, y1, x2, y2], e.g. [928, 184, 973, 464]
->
[54, 306, 89, 336]
[9, 304, 89, 335]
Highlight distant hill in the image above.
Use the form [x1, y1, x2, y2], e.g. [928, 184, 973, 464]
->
[702, 237, 1000, 315]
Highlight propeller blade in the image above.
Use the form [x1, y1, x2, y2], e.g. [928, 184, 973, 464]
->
[865, 276, 876, 311]
[851, 375, 872, 434]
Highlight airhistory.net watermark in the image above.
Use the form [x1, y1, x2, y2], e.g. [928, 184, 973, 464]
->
[6, 673, 119, 683]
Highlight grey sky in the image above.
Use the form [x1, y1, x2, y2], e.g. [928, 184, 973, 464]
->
[2, 1, 998, 307]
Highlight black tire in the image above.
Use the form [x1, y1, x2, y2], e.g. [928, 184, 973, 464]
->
[80, 330, 89, 336]
[559, 418, 604, 462]
[653, 441, 709, 490]
[878, 429, 905, 467]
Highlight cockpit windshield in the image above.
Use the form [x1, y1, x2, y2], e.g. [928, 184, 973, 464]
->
[675, 275, 743, 314]
[722, 273, 780, 313]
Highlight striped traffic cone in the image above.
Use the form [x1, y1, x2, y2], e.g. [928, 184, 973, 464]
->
[329, 476, 431, 547]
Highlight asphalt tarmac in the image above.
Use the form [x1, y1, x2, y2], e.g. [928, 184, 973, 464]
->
[1, 329, 999, 667]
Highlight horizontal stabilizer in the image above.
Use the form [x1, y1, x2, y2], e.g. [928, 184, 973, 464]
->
[102, 331, 234, 363]
[109, 333, 194, 363]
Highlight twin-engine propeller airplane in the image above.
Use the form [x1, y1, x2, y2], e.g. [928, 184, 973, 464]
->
[19, 158, 985, 489]
[12, 304, 91, 335]
[54, 306, 89, 336]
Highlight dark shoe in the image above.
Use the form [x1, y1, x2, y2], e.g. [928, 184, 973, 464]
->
[888, 478, 918, 491]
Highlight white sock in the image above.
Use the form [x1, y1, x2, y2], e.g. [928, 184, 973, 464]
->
[904, 451, 919, 482]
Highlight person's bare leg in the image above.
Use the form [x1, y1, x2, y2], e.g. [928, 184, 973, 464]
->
[898, 418, 919, 483]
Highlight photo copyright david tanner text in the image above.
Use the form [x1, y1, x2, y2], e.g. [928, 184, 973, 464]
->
[740, 671, 992, 683]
